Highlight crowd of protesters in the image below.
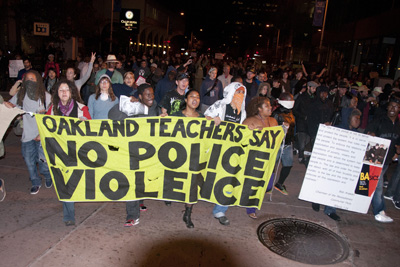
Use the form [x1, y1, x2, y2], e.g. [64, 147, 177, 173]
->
[1, 48, 400, 227]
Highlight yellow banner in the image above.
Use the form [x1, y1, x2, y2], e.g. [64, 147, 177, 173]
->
[35, 115, 284, 209]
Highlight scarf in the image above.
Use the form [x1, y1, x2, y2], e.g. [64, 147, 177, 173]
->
[231, 93, 244, 115]
[59, 100, 74, 116]
[25, 80, 38, 100]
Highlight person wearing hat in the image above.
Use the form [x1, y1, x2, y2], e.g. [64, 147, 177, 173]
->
[306, 85, 339, 221]
[159, 72, 189, 115]
[293, 80, 318, 164]
[243, 67, 258, 104]
[88, 74, 119, 119]
[95, 55, 123, 85]
[335, 80, 349, 108]
[146, 63, 162, 89]
[204, 82, 247, 225]
[356, 85, 374, 130]
[307, 85, 333, 143]
[364, 93, 400, 223]
[372, 87, 383, 99]
[200, 66, 223, 113]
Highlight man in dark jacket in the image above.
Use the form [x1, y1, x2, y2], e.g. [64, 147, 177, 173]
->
[155, 66, 177, 104]
[365, 93, 400, 223]
[307, 85, 334, 143]
[293, 81, 317, 164]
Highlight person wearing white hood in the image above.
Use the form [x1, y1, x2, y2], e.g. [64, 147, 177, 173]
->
[204, 82, 247, 225]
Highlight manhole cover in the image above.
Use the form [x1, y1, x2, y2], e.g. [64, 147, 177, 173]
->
[257, 218, 349, 265]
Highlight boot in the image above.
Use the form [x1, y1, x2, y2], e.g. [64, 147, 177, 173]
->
[183, 207, 194, 228]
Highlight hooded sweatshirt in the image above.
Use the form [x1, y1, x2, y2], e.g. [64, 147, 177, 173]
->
[204, 82, 247, 123]
[155, 66, 177, 103]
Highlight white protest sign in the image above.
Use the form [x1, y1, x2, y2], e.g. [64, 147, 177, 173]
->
[9, 60, 24, 78]
[215, 53, 225, 60]
[299, 124, 390, 214]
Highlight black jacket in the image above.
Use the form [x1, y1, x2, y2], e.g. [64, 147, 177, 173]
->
[365, 115, 400, 165]
[293, 92, 314, 133]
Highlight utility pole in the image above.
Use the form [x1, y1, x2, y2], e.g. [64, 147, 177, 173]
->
[110, 0, 114, 52]
[317, 0, 329, 62]
[275, 28, 280, 61]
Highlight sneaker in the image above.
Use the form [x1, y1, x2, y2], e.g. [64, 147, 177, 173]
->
[393, 200, 400, 210]
[0, 179, 5, 202]
[312, 203, 320, 212]
[274, 183, 288, 195]
[140, 204, 147, 211]
[384, 194, 393, 200]
[64, 220, 75, 226]
[124, 218, 139, 227]
[248, 213, 257, 219]
[30, 185, 41, 195]
[299, 158, 308, 166]
[383, 181, 389, 188]
[374, 211, 393, 223]
[215, 216, 230, 226]
[327, 213, 341, 221]
[45, 179, 53, 188]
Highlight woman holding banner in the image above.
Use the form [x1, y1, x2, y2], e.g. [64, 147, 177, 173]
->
[243, 96, 278, 219]
[171, 89, 204, 228]
[46, 79, 91, 226]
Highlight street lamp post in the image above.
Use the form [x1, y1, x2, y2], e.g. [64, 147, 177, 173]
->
[317, 0, 329, 63]
[110, 0, 114, 52]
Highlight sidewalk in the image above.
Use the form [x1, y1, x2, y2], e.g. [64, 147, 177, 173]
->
[1, 130, 399, 267]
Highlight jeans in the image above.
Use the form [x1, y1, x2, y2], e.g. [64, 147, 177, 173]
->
[126, 201, 140, 220]
[372, 164, 388, 215]
[276, 144, 294, 167]
[297, 132, 310, 159]
[246, 208, 256, 214]
[63, 202, 75, 222]
[21, 140, 51, 186]
[213, 205, 229, 218]
[324, 206, 336, 215]
[313, 203, 337, 215]
[386, 161, 400, 197]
